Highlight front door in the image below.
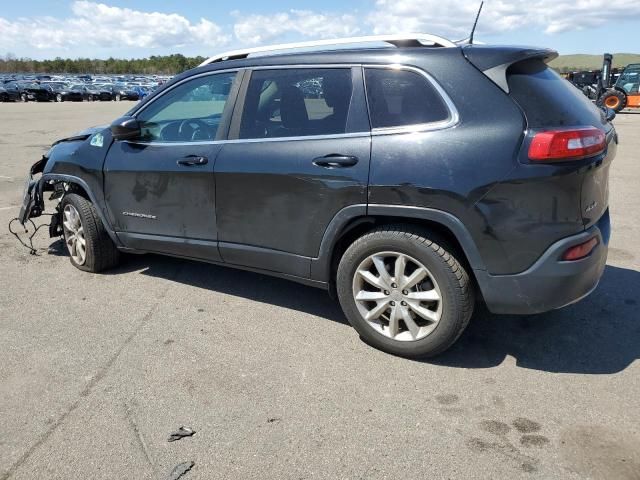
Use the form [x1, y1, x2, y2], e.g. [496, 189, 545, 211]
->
[215, 66, 370, 277]
[103, 71, 240, 260]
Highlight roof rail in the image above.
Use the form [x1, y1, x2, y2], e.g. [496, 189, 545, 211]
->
[199, 33, 457, 66]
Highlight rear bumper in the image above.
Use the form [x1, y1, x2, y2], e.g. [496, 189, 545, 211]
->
[478, 210, 610, 315]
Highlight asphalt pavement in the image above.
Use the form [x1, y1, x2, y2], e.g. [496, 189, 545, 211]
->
[0, 102, 639, 479]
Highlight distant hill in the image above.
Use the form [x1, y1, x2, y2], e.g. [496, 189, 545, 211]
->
[550, 53, 640, 72]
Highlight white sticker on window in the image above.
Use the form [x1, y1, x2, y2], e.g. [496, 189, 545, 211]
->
[90, 133, 104, 147]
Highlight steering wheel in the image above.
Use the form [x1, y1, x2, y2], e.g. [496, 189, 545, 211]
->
[177, 119, 211, 141]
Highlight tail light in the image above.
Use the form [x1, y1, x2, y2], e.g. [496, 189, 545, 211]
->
[528, 127, 606, 162]
[562, 237, 599, 261]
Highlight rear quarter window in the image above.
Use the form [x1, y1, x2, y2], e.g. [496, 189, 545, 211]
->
[507, 60, 606, 128]
[364, 68, 451, 129]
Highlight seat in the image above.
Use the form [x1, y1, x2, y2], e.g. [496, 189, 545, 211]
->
[320, 71, 352, 133]
[277, 85, 309, 136]
[366, 79, 393, 128]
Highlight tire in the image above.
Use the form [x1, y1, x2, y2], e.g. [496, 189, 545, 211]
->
[56, 94, 63, 102]
[336, 226, 474, 358]
[20, 93, 27, 102]
[597, 89, 627, 112]
[0, 93, 7, 102]
[115, 94, 121, 101]
[60, 193, 120, 273]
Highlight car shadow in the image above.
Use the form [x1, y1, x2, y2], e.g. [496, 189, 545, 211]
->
[54, 240, 639, 375]
[430, 265, 640, 374]
[106, 251, 348, 327]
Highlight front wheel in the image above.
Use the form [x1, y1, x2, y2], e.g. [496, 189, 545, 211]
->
[115, 94, 121, 101]
[20, 93, 27, 102]
[336, 226, 474, 358]
[61, 193, 120, 272]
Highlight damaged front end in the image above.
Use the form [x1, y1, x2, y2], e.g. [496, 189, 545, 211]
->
[18, 155, 47, 225]
[18, 154, 68, 239]
[18, 128, 98, 236]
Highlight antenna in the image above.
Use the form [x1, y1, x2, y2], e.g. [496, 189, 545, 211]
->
[469, 1, 484, 45]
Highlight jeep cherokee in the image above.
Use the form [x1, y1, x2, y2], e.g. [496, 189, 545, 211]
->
[18, 34, 616, 358]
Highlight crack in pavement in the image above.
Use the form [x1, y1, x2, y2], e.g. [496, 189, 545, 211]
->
[124, 402, 157, 477]
[1, 264, 183, 480]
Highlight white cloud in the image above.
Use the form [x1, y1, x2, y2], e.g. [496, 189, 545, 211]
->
[534, 0, 640, 34]
[366, 0, 640, 39]
[1, 0, 639, 58]
[0, 1, 229, 54]
[233, 10, 361, 45]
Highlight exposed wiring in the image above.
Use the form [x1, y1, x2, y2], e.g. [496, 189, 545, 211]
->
[8, 215, 55, 255]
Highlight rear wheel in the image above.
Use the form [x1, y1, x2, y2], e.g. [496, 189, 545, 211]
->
[61, 193, 120, 273]
[20, 93, 27, 102]
[115, 94, 121, 101]
[336, 226, 474, 358]
[56, 93, 63, 102]
[0, 93, 7, 102]
[598, 89, 627, 112]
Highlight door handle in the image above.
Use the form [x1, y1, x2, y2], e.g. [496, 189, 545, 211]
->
[177, 156, 208, 166]
[312, 154, 359, 168]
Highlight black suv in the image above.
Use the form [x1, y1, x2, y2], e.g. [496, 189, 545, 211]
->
[19, 35, 616, 357]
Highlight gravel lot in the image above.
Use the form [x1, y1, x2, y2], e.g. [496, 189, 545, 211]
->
[1, 102, 639, 480]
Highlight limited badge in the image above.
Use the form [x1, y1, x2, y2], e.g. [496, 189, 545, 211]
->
[90, 132, 104, 147]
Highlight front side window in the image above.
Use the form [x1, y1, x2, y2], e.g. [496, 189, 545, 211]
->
[136, 72, 238, 142]
[239, 68, 353, 139]
[364, 68, 450, 129]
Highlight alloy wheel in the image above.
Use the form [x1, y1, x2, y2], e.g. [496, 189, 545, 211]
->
[352, 251, 442, 341]
[63, 204, 87, 265]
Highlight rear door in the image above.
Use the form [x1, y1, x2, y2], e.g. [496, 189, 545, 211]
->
[103, 70, 241, 261]
[214, 66, 370, 278]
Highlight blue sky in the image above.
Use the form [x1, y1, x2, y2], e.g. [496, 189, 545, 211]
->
[1, 1, 638, 59]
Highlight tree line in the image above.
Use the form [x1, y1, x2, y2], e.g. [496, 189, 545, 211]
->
[0, 54, 206, 75]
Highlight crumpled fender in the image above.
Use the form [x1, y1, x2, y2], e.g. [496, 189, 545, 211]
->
[18, 125, 112, 229]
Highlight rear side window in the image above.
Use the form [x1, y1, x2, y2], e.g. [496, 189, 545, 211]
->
[507, 60, 606, 128]
[364, 68, 450, 129]
[239, 68, 353, 139]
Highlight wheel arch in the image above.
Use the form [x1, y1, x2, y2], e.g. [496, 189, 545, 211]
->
[41, 173, 122, 247]
[311, 205, 487, 288]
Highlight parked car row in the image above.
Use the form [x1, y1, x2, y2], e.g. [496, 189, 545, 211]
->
[0, 74, 170, 103]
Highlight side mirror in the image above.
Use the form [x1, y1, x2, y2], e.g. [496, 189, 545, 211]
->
[110, 116, 141, 141]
